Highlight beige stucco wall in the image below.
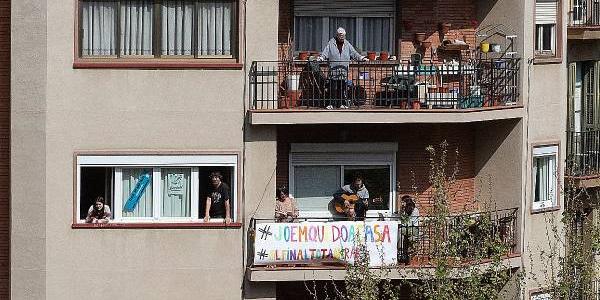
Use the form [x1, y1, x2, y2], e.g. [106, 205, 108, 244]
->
[11, 0, 48, 299]
[11, 0, 280, 299]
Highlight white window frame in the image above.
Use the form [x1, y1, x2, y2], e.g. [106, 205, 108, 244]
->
[293, 16, 395, 54]
[535, 24, 556, 55]
[76, 154, 238, 223]
[289, 143, 397, 218]
[532, 145, 559, 211]
[530, 292, 552, 300]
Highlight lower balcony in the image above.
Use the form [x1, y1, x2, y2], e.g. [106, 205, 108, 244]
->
[246, 208, 520, 281]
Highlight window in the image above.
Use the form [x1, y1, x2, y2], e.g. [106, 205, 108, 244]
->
[535, 0, 559, 57]
[532, 145, 559, 211]
[530, 292, 551, 300]
[289, 143, 396, 217]
[76, 154, 238, 223]
[79, 0, 237, 59]
[292, 0, 395, 53]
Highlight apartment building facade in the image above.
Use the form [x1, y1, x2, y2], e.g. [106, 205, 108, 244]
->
[10, 0, 569, 299]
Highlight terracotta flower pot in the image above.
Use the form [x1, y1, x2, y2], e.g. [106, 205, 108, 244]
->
[379, 51, 389, 61]
[367, 51, 377, 61]
[414, 32, 427, 43]
[298, 51, 309, 60]
[411, 101, 421, 109]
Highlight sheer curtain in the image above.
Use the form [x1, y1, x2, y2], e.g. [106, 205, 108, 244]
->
[161, 0, 194, 56]
[363, 18, 390, 52]
[161, 168, 191, 217]
[295, 16, 323, 52]
[534, 156, 555, 204]
[122, 168, 153, 217]
[120, 1, 154, 56]
[81, 1, 117, 56]
[198, 0, 234, 56]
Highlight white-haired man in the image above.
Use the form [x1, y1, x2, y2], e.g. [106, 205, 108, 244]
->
[318, 27, 369, 109]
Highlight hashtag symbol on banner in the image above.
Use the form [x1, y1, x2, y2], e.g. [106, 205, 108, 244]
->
[257, 249, 268, 260]
[258, 225, 272, 240]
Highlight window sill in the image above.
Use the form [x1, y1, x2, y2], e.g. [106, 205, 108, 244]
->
[73, 59, 243, 70]
[533, 56, 562, 65]
[531, 206, 560, 214]
[72, 222, 243, 229]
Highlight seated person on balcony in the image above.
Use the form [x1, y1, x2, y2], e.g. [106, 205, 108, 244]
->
[318, 27, 369, 109]
[275, 186, 299, 223]
[85, 196, 112, 224]
[204, 172, 232, 224]
[334, 174, 369, 220]
[398, 195, 420, 263]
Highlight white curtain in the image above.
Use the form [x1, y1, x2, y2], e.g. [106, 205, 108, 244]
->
[198, 0, 233, 56]
[120, 1, 154, 56]
[534, 156, 555, 204]
[82, 1, 117, 56]
[363, 17, 390, 52]
[161, 168, 191, 217]
[294, 166, 340, 211]
[161, 0, 194, 56]
[122, 168, 153, 217]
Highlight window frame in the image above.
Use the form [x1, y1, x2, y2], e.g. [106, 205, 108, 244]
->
[531, 143, 561, 213]
[73, 0, 243, 69]
[73, 152, 241, 228]
[533, 0, 563, 63]
[293, 15, 395, 54]
[288, 143, 397, 218]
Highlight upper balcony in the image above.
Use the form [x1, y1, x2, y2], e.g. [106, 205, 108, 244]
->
[248, 58, 522, 125]
[247, 0, 525, 125]
[567, 129, 600, 183]
[568, 0, 600, 39]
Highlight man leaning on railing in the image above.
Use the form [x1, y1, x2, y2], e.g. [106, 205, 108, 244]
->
[318, 27, 369, 109]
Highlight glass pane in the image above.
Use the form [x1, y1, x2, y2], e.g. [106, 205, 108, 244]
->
[344, 166, 391, 210]
[161, 0, 194, 56]
[197, 0, 234, 56]
[295, 16, 323, 52]
[161, 168, 191, 217]
[362, 18, 391, 52]
[294, 166, 340, 211]
[534, 155, 556, 204]
[81, 1, 118, 56]
[329, 17, 357, 48]
[122, 168, 153, 217]
[120, 0, 154, 56]
[542, 24, 553, 51]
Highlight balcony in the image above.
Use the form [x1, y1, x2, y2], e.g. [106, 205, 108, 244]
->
[568, 0, 600, 39]
[247, 208, 520, 281]
[567, 130, 600, 179]
[248, 58, 522, 125]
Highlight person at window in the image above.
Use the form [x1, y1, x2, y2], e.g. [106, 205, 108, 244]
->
[318, 27, 369, 110]
[85, 196, 112, 224]
[275, 186, 299, 223]
[398, 195, 420, 263]
[204, 172, 232, 224]
[335, 174, 369, 220]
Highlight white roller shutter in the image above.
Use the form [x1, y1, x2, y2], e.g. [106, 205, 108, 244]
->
[294, 0, 396, 17]
[536, 0, 558, 24]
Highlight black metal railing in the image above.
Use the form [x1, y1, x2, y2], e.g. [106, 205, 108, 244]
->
[570, 0, 600, 27]
[248, 208, 518, 268]
[567, 130, 600, 177]
[249, 58, 521, 110]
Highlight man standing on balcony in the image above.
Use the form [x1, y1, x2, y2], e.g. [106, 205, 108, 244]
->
[318, 27, 369, 109]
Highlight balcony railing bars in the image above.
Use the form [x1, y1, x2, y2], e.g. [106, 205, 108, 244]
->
[248, 208, 518, 268]
[567, 130, 600, 177]
[249, 59, 521, 110]
[570, 0, 600, 26]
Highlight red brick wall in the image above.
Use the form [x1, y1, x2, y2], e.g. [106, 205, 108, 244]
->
[277, 0, 478, 61]
[276, 124, 476, 214]
[0, 0, 9, 297]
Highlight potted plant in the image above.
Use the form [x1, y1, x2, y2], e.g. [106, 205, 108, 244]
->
[379, 51, 389, 61]
[367, 51, 377, 61]
[298, 51, 309, 60]
[439, 22, 452, 35]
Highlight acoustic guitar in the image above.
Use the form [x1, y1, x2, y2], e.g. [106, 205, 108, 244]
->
[334, 194, 360, 214]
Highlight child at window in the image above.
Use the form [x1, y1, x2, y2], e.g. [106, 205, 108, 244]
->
[275, 187, 299, 223]
[85, 196, 112, 224]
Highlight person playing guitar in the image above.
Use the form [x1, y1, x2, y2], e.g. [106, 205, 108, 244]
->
[334, 174, 369, 220]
